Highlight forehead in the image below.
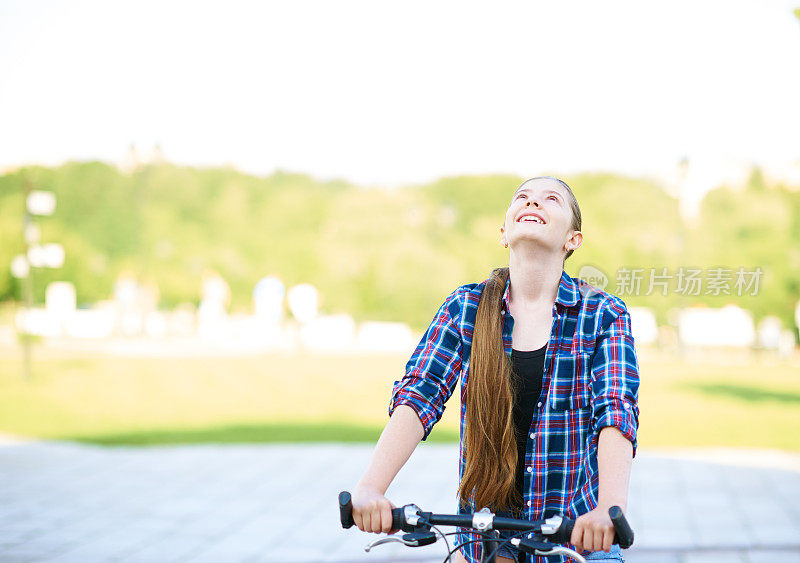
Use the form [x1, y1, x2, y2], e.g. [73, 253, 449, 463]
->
[512, 179, 566, 199]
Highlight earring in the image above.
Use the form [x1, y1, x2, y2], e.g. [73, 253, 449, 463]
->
[504, 243, 508, 248]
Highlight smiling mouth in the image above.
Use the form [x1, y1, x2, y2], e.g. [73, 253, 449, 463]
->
[517, 216, 545, 224]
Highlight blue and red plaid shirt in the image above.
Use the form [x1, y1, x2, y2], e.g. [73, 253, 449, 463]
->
[388, 269, 640, 563]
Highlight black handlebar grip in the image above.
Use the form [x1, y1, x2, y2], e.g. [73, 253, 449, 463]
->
[552, 516, 575, 544]
[339, 491, 406, 533]
[339, 491, 355, 528]
[391, 507, 405, 532]
[609, 506, 634, 548]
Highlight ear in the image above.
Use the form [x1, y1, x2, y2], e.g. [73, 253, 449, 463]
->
[566, 230, 583, 252]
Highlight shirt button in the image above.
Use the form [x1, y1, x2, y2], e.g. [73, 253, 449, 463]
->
[529, 433, 535, 439]
[527, 500, 532, 507]
[526, 466, 532, 473]
[537, 401, 542, 408]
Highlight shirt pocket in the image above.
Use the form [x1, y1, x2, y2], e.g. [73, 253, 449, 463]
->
[548, 351, 592, 411]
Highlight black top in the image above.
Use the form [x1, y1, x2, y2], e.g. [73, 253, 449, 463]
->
[510, 343, 547, 505]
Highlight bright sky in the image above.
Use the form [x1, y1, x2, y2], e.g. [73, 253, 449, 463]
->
[1, 0, 799, 188]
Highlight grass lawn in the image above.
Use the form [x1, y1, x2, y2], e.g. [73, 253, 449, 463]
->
[0, 346, 798, 450]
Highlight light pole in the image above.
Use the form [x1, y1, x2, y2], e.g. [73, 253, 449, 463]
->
[22, 181, 34, 380]
[12, 179, 58, 381]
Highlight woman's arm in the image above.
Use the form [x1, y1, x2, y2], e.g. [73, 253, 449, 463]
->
[356, 404, 425, 494]
[596, 426, 633, 513]
[351, 405, 425, 534]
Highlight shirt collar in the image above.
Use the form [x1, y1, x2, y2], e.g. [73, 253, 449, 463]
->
[501, 269, 580, 313]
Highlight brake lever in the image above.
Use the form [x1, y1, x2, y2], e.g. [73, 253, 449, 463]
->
[536, 546, 586, 562]
[364, 532, 437, 551]
[509, 538, 586, 563]
[364, 536, 406, 551]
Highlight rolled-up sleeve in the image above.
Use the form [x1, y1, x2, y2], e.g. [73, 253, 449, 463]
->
[388, 288, 463, 441]
[589, 305, 640, 457]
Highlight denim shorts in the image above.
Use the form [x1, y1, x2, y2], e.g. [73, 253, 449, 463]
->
[492, 509, 625, 562]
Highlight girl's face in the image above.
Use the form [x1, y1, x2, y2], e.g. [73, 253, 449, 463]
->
[500, 178, 580, 255]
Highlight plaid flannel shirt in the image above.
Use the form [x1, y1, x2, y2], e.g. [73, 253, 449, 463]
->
[388, 269, 640, 563]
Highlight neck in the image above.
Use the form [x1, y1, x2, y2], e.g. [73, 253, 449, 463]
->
[507, 246, 563, 307]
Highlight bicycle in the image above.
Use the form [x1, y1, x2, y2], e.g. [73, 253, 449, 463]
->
[339, 490, 634, 563]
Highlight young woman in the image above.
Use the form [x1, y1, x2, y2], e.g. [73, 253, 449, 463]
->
[351, 176, 640, 563]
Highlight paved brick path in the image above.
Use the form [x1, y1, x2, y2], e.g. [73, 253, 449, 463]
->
[0, 439, 799, 562]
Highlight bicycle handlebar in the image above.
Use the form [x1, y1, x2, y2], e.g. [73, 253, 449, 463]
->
[339, 490, 634, 550]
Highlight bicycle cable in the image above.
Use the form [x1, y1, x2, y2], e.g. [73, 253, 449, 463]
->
[415, 518, 517, 562]
[483, 528, 534, 562]
[417, 516, 452, 562]
[447, 536, 518, 562]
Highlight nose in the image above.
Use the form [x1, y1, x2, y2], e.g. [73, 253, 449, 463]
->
[526, 200, 540, 208]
